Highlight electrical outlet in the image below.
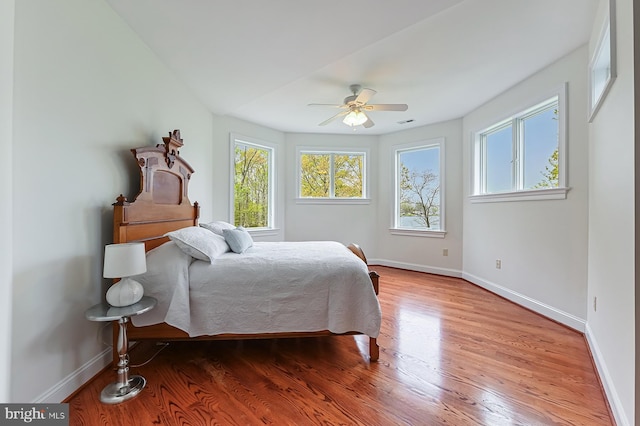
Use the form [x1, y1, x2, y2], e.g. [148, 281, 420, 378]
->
[443, 248, 448, 256]
[495, 259, 501, 269]
[593, 296, 597, 312]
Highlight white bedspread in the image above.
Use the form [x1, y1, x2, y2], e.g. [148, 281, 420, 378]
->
[132, 241, 381, 338]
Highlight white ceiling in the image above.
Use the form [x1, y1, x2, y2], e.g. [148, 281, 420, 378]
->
[106, 0, 598, 135]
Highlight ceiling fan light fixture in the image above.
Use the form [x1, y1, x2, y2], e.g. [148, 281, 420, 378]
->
[311, 85, 407, 129]
[343, 109, 368, 126]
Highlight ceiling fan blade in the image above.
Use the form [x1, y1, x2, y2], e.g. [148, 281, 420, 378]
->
[364, 104, 408, 111]
[362, 116, 375, 128]
[354, 88, 376, 105]
[319, 110, 349, 126]
[308, 103, 347, 108]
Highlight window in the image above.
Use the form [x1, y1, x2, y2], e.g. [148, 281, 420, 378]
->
[297, 148, 368, 203]
[588, 2, 616, 122]
[471, 86, 568, 202]
[392, 139, 444, 237]
[590, 23, 611, 108]
[231, 134, 274, 229]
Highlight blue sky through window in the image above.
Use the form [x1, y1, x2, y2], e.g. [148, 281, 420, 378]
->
[523, 108, 558, 189]
[400, 146, 439, 175]
[398, 145, 441, 229]
[486, 125, 512, 193]
[481, 99, 558, 193]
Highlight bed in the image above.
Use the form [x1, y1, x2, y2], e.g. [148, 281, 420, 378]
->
[110, 130, 381, 364]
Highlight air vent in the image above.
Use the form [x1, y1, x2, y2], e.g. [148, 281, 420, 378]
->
[397, 119, 415, 125]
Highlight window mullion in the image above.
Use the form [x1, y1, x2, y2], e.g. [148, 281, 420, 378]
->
[512, 118, 520, 191]
[480, 134, 487, 193]
[360, 154, 366, 198]
[329, 153, 335, 198]
[395, 155, 401, 227]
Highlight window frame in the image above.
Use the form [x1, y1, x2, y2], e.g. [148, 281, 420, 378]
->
[390, 138, 446, 238]
[229, 133, 277, 231]
[588, 0, 616, 122]
[295, 146, 370, 205]
[470, 84, 569, 203]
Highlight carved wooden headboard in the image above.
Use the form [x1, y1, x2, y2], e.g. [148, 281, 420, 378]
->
[112, 130, 200, 250]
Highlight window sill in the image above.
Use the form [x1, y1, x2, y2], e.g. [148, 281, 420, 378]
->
[295, 198, 371, 205]
[469, 187, 570, 203]
[389, 228, 446, 238]
[247, 227, 280, 237]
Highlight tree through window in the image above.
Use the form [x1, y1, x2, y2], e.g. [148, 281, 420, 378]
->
[395, 140, 443, 231]
[233, 137, 274, 228]
[299, 150, 366, 199]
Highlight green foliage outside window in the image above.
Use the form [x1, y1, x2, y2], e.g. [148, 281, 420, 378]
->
[300, 153, 364, 198]
[534, 148, 559, 189]
[534, 109, 559, 189]
[234, 144, 270, 227]
[300, 154, 330, 197]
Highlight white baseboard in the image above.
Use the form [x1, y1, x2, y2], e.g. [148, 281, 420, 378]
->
[369, 259, 585, 331]
[368, 258, 463, 278]
[461, 271, 586, 331]
[33, 348, 111, 403]
[585, 324, 629, 426]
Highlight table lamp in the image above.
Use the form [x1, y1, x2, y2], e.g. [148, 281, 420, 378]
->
[103, 242, 147, 307]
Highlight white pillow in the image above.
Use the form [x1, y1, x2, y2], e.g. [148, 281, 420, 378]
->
[223, 226, 254, 253]
[200, 220, 235, 236]
[165, 226, 230, 262]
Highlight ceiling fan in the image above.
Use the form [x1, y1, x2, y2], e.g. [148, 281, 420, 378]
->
[308, 84, 408, 128]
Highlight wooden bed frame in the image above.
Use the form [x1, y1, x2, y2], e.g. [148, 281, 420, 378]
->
[111, 130, 380, 364]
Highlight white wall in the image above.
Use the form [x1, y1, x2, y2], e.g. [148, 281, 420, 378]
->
[11, 0, 215, 402]
[586, 0, 635, 424]
[283, 133, 378, 252]
[376, 119, 464, 275]
[0, 0, 15, 403]
[462, 47, 590, 330]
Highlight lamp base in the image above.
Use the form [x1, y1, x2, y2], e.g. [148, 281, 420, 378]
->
[100, 375, 146, 404]
[106, 278, 144, 307]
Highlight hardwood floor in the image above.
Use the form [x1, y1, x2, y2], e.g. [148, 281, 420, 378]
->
[68, 266, 613, 425]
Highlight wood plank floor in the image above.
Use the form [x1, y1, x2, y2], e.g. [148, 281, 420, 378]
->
[67, 266, 613, 425]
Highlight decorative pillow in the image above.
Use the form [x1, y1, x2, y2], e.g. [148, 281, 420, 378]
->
[165, 226, 230, 262]
[200, 220, 235, 236]
[223, 226, 254, 254]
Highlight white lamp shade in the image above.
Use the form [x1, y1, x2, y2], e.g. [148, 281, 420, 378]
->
[103, 242, 147, 278]
[343, 109, 368, 126]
